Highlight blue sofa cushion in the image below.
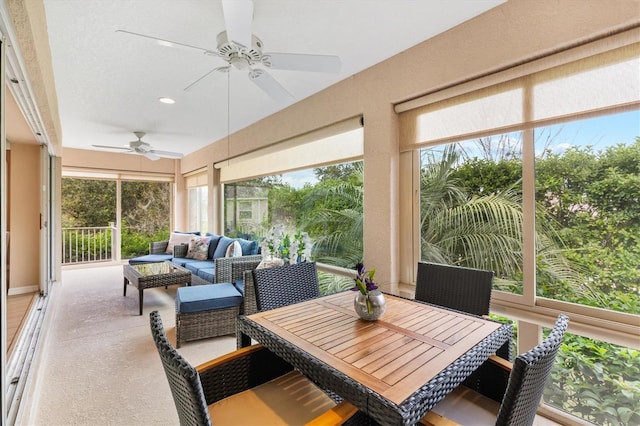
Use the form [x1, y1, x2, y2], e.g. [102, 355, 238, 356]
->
[128, 254, 173, 265]
[185, 260, 216, 274]
[233, 279, 245, 296]
[171, 257, 202, 268]
[176, 283, 242, 314]
[197, 268, 216, 283]
[205, 233, 222, 259]
[213, 236, 235, 259]
[235, 238, 259, 256]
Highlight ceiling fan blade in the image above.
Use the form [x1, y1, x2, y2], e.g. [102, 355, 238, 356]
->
[248, 69, 293, 103]
[116, 30, 216, 55]
[143, 152, 160, 161]
[264, 53, 342, 73]
[222, 0, 253, 48]
[91, 144, 132, 151]
[184, 66, 230, 91]
[150, 150, 184, 159]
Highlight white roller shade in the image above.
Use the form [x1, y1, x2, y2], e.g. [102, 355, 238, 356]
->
[398, 34, 640, 150]
[61, 168, 174, 182]
[216, 117, 363, 183]
[185, 171, 207, 188]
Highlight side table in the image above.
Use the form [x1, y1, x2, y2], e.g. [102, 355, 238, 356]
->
[123, 261, 191, 315]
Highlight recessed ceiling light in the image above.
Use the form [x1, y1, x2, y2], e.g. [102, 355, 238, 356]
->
[156, 40, 174, 48]
[158, 97, 175, 104]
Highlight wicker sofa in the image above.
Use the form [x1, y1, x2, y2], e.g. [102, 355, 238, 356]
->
[129, 232, 261, 284]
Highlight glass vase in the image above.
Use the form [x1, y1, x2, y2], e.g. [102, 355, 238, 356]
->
[354, 290, 386, 321]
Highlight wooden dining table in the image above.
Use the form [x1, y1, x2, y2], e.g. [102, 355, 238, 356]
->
[237, 291, 512, 425]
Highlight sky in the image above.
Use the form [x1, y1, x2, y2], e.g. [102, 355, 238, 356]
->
[542, 109, 639, 154]
[281, 169, 318, 189]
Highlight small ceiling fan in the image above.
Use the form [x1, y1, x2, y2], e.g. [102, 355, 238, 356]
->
[92, 132, 183, 161]
[116, 0, 341, 102]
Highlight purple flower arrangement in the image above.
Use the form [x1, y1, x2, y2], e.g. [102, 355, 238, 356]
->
[351, 262, 377, 295]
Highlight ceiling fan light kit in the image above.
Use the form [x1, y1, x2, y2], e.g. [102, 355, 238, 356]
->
[116, 0, 341, 102]
[91, 132, 183, 161]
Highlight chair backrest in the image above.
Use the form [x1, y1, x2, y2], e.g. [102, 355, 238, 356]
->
[496, 314, 569, 426]
[149, 311, 211, 426]
[252, 262, 320, 311]
[415, 261, 494, 316]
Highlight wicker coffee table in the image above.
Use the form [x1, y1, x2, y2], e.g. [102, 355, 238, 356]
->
[123, 261, 191, 315]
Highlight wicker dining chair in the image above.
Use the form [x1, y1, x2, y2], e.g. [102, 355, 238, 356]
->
[150, 310, 356, 426]
[415, 261, 513, 361]
[421, 313, 570, 426]
[252, 261, 320, 312]
[415, 261, 494, 316]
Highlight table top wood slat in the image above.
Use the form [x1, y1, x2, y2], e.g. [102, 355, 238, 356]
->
[247, 291, 504, 405]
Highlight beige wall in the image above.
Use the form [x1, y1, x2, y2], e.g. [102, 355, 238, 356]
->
[180, 0, 639, 293]
[8, 143, 41, 294]
[62, 148, 178, 174]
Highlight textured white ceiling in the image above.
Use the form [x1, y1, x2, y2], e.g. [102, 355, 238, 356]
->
[43, 0, 504, 156]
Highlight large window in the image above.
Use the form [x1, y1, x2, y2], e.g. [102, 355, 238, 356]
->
[535, 111, 639, 315]
[61, 176, 171, 261]
[216, 118, 363, 295]
[188, 186, 207, 234]
[224, 162, 362, 296]
[400, 33, 639, 425]
[218, 118, 364, 269]
[186, 171, 208, 234]
[545, 332, 640, 425]
[224, 162, 364, 269]
[121, 181, 170, 258]
[420, 134, 524, 294]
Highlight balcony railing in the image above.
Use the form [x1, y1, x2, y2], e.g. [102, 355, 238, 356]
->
[62, 226, 117, 265]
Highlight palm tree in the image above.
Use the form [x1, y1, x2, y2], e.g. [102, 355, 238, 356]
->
[305, 162, 364, 269]
[307, 145, 593, 299]
[421, 144, 595, 299]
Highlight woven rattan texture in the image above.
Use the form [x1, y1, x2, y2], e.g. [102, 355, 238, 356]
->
[124, 262, 191, 291]
[150, 311, 212, 426]
[123, 262, 191, 315]
[149, 241, 169, 254]
[242, 271, 257, 315]
[415, 262, 494, 316]
[151, 311, 297, 426]
[496, 314, 569, 426]
[214, 255, 262, 284]
[175, 305, 239, 348]
[252, 261, 320, 311]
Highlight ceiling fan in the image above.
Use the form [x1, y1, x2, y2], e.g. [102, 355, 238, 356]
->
[116, 0, 341, 102]
[92, 132, 183, 161]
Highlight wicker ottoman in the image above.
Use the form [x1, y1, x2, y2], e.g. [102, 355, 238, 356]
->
[175, 283, 243, 348]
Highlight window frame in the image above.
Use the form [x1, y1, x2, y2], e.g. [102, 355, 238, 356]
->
[397, 31, 640, 351]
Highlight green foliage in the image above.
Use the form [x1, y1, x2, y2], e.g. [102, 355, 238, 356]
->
[222, 162, 365, 268]
[422, 144, 580, 296]
[62, 178, 171, 259]
[425, 134, 639, 424]
[547, 335, 640, 426]
[304, 162, 364, 268]
[121, 181, 171, 235]
[120, 223, 169, 258]
[62, 178, 116, 226]
[314, 163, 356, 181]
[535, 141, 640, 313]
[318, 271, 354, 296]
